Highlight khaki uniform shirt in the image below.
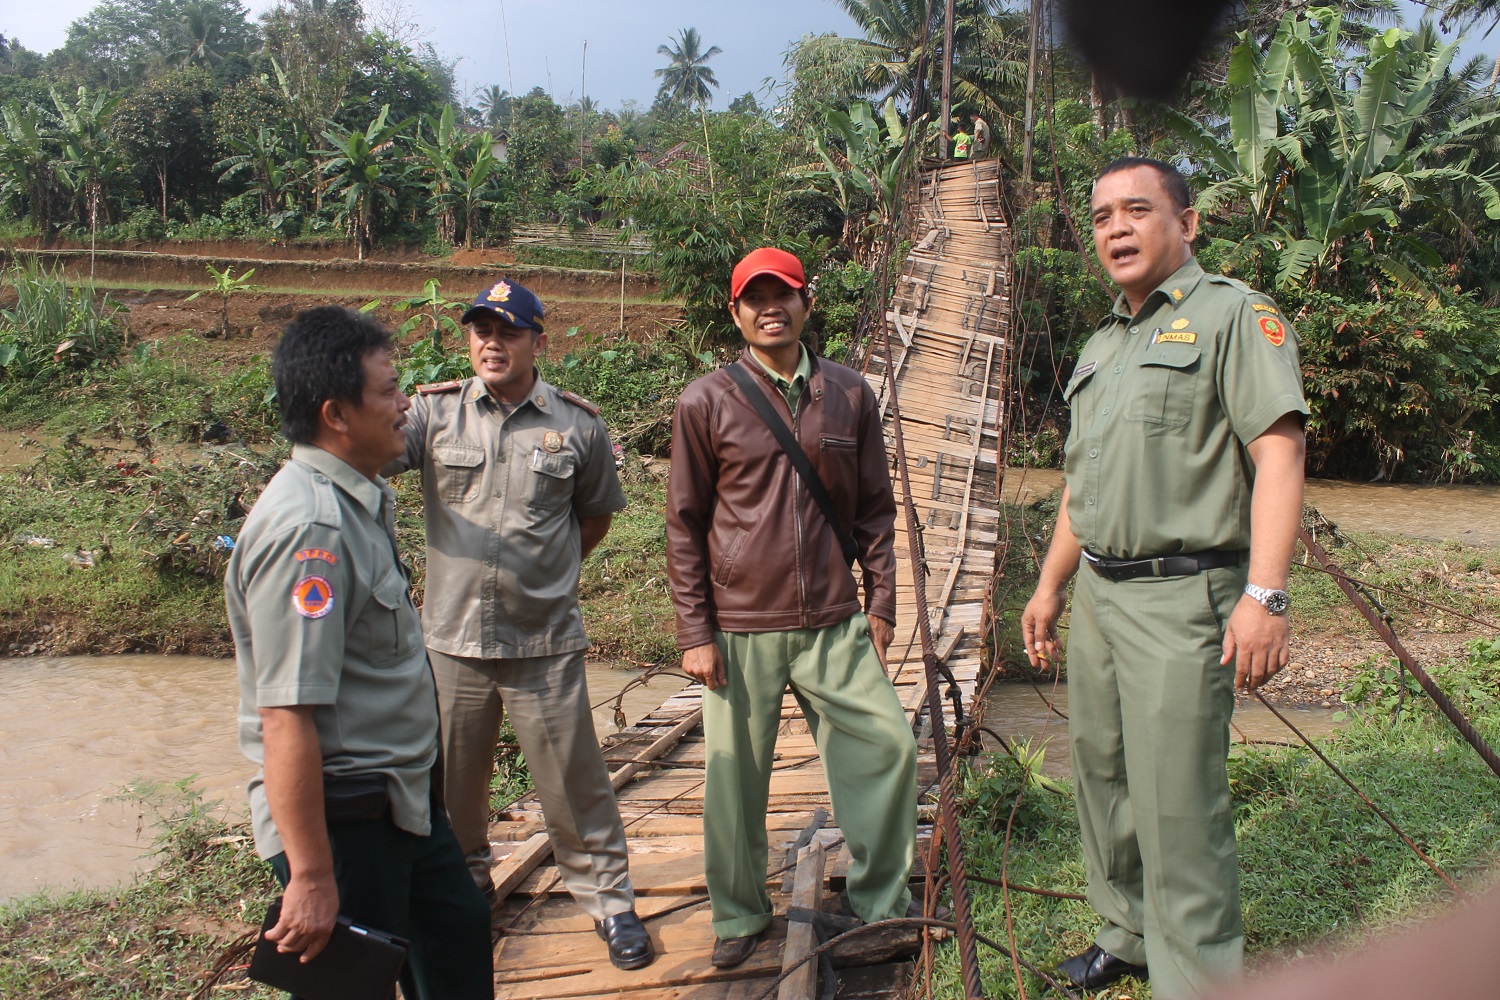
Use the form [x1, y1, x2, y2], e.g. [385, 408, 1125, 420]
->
[389, 374, 627, 659]
[228, 445, 437, 860]
[1063, 259, 1309, 558]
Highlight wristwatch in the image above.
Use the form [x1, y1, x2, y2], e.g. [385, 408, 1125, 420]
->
[1244, 583, 1290, 615]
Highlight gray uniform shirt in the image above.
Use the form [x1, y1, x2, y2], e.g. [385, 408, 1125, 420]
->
[388, 373, 627, 659]
[227, 445, 438, 860]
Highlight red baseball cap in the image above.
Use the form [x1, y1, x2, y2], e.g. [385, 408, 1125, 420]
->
[731, 247, 806, 301]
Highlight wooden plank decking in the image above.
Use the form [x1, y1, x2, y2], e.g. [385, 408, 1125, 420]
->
[485, 159, 1013, 999]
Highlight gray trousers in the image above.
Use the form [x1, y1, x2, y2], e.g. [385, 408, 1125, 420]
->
[428, 647, 635, 921]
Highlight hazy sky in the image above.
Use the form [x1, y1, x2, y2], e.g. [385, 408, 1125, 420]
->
[3, 0, 864, 110]
[3, 1, 1494, 112]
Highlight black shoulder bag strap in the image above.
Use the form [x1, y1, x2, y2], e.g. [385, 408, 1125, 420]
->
[726, 361, 859, 567]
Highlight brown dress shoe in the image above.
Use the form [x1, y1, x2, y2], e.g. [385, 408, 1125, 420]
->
[711, 932, 762, 968]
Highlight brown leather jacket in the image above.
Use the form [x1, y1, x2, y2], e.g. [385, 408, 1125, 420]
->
[666, 349, 898, 650]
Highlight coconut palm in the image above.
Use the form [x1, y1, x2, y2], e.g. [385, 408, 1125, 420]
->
[654, 28, 722, 109]
[476, 84, 511, 128]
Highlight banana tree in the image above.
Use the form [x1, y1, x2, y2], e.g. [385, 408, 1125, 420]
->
[319, 105, 412, 260]
[215, 126, 291, 217]
[1167, 8, 1500, 294]
[52, 86, 122, 236]
[797, 97, 915, 261]
[413, 104, 463, 247]
[0, 100, 61, 236]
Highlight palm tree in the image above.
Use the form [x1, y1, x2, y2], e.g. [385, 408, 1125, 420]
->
[475, 84, 511, 128]
[654, 28, 722, 108]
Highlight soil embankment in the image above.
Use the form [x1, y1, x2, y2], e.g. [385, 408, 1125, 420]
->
[2, 241, 682, 352]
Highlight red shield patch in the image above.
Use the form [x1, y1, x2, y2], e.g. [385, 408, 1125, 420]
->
[291, 576, 334, 619]
[1259, 316, 1286, 347]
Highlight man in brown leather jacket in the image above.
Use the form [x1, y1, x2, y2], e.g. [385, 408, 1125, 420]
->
[666, 247, 918, 969]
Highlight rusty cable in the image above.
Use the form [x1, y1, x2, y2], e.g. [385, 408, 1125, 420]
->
[880, 282, 986, 1000]
[1299, 529, 1500, 781]
[1254, 690, 1468, 899]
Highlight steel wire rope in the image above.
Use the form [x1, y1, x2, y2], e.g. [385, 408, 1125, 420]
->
[877, 250, 987, 1000]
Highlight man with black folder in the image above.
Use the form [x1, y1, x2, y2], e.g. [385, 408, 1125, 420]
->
[665, 247, 918, 969]
[227, 306, 492, 999]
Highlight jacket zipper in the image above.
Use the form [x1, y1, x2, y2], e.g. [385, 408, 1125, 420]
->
[791, 390, 809, 628]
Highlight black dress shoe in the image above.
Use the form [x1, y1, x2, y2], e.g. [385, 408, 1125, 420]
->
[1057, 944, 1148, 989]
[711, 931, 762, 969]
[595, 911, 655, 970]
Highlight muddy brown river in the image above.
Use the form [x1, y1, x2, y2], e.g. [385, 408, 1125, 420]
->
[1002, 468, 1500, 545]
[0, 655, 685, 901]
[981, 681, 1340, 779]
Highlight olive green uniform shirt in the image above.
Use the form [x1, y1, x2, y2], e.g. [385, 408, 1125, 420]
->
[388, 374, 627, 659]
[747, 344, 813, 413]
[228, 445, 437, 861]
[1063, 259, 1309, 558]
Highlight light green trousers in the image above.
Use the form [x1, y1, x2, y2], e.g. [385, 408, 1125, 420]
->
[703, 613, 917, 940]
[1068, 564, 1247, 998]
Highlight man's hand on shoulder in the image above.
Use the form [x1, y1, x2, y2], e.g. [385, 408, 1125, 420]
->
[681, 643, 727, 691]
[266, 870, 340, 961]
[1222, 595, 1290, 691]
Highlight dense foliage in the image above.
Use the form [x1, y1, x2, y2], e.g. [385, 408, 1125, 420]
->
[2, 1, 1499, 478]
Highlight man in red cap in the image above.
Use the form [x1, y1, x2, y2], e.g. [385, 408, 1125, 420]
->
[666, 247, 918, 968]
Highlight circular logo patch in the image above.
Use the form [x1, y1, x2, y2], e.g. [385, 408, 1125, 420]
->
[291, 576, 334, 619]
[1172, 317, 1190, 330]
[543, 431, 564, 453]
[1259, 316, 1287, 347]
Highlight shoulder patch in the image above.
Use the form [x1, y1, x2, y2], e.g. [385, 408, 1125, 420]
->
[561, 390, 601, 416]
[291, 575, 335, 619]
[417, 380, 463, 395]
[1259, 315, 1288, 347]
[1251, 302, 1281, 316]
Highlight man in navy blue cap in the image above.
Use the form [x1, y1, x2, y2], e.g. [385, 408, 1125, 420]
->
[384, 278, 654, 970]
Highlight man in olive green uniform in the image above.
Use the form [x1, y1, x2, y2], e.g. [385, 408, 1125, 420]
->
[229, 306, 491, 999]
[1023, 158, 1308, 997]
[385, 279, 653, 970]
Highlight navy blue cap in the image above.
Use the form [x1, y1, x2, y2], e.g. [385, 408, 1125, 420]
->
[461, 279, 545, 333]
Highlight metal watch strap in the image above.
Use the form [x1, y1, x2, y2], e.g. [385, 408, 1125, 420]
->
[1244, 582, 1290, 615]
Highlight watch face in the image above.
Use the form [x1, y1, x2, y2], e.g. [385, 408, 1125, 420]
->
[1265, 591, 1290, 615]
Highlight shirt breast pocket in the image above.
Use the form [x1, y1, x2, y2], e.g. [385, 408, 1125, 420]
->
[527, 451, 576, 511]
[1125, 345, 1199, 429]
[358, 567, 416, 667]
[433, 443, 484, 504]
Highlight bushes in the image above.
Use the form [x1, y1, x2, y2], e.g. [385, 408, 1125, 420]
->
[0, 260, 124, 406]
[1290, 289, 1500, 482]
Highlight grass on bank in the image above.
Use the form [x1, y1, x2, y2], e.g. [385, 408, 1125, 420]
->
[934, 637, 1500, 999]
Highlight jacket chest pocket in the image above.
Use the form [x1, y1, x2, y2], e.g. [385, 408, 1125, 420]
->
[433, 444, 485, 504]
[355, 567, 416, 666]
[527, 451, 576, 510]
[817, 434, 859, 490]
[1124, 345, 1199, 429]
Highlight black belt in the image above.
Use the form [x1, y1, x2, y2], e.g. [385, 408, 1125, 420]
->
[1083, 549, 1245, 581]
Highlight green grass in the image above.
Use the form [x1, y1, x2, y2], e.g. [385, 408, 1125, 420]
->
[0, 780, 280, 999]
[930, 642, 1500, 998]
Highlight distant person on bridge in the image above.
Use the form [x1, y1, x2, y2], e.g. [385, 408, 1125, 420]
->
[666, 247, 918, 969]
[1022, 157, 1308, 997]
[383, 279, 654, 971]
[227, 306, 492, 998]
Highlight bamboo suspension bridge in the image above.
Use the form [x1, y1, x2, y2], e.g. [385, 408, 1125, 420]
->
[480, 159, 1014, 999]
[476, 156, 1500, 999]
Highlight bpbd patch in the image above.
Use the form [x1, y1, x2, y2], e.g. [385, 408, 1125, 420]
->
[291, 576, 334, 619]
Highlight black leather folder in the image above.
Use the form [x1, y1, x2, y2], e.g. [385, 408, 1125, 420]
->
[247, 897, 408, 1000]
